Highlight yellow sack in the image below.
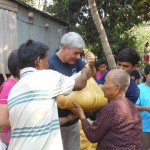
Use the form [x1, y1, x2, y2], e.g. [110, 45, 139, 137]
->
[57, 77, 108, 111]
[80, 119, 97, 150]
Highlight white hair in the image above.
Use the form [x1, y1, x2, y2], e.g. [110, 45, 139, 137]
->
[61, 32, 85, 49]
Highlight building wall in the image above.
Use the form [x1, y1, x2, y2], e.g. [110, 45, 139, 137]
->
[17, 4, 66, 56]
[0, 8, 17, 74]
[0, 0, 67, 75]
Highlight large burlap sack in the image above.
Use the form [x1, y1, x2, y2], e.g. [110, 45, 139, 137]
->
[57, 77, 108, 111]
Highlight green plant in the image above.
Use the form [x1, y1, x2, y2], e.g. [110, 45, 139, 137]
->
[131, 24, 150, 67]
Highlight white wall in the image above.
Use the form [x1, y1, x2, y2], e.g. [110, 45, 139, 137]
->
[0, 9, 17, 74]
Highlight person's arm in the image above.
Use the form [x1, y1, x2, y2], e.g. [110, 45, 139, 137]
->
[84, 51, 96, 78]
[71, 102, 114, 143]
[59, 114, 78, 126]
[135, 105, 150, 112]
[73, 67, 92, 91]
[0, 104, 10, 127]
[0, 81, 13, 128]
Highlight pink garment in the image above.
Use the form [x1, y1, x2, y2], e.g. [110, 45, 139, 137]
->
[0, 78, 16, 144]
[96, 71, 102, 80]
[144, 54, 150, 63]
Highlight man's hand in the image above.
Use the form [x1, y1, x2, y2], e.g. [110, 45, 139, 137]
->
[67, 114, 78, 121]
[84, 51, 96, 78]
[85, 51, 96, 68]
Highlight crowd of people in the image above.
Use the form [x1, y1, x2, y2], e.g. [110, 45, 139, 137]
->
[0, 32, 150, 150]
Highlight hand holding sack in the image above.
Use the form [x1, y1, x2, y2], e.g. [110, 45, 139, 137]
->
[57, 77, 108, 111]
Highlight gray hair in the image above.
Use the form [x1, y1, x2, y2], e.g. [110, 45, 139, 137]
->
[61, 32, 85, 49]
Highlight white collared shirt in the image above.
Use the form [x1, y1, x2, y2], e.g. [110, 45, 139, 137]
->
[8, 67, 75, 150]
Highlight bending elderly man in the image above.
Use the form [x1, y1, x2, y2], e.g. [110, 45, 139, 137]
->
[71, 69, 142, 150]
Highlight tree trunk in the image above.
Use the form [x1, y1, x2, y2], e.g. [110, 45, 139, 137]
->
[88, 0, 116, 70]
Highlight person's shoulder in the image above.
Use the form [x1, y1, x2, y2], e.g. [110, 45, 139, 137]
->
[74, 59, 85, 71]
[49, 53, 57, 61]
[128, 78, 139, 91]
[49, 53, 60, 69]
[39, 69, 58, 75]
[1, 78, 16, 90]
[32, 70, 65, 84]
[125, 78, 140, 103]
[129, 78, 138, 86]
[103, 70, 109, 74]
[138, 82, 146, 89]
[101, 100, 120, 115]
[138, 82, 144, 86]
[111, 98, 132, 110]
[100, 70, 109, 80]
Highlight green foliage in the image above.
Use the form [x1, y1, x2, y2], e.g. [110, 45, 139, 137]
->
[22, 0, 149, 61]
[47, 0, 149, 60]
[131, 25, 150, 67]
[21, 0, 35, 7]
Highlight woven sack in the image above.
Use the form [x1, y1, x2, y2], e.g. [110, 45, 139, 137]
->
[57, 77, 108, 111]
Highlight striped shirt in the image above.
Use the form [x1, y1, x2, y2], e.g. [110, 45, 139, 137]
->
[8, 67, 75, 150]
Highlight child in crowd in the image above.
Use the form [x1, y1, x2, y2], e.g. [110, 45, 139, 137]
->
[95, 60, 107, 81]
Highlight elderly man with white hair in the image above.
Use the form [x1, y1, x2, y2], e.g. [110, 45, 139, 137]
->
[49, 32, 96, 150]
[71, 69, 143, 150]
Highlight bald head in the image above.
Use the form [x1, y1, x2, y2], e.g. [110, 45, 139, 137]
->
[107, 69, 130, 92]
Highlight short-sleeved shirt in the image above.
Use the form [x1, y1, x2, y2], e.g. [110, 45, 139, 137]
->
[97, 70, 140, 104]
[136, 83, 150, 132]
[0, 78, 16, 143]
[8, 67, 75, 150]
[81, 97, 142, 150]
[49, 53, 85, 127]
